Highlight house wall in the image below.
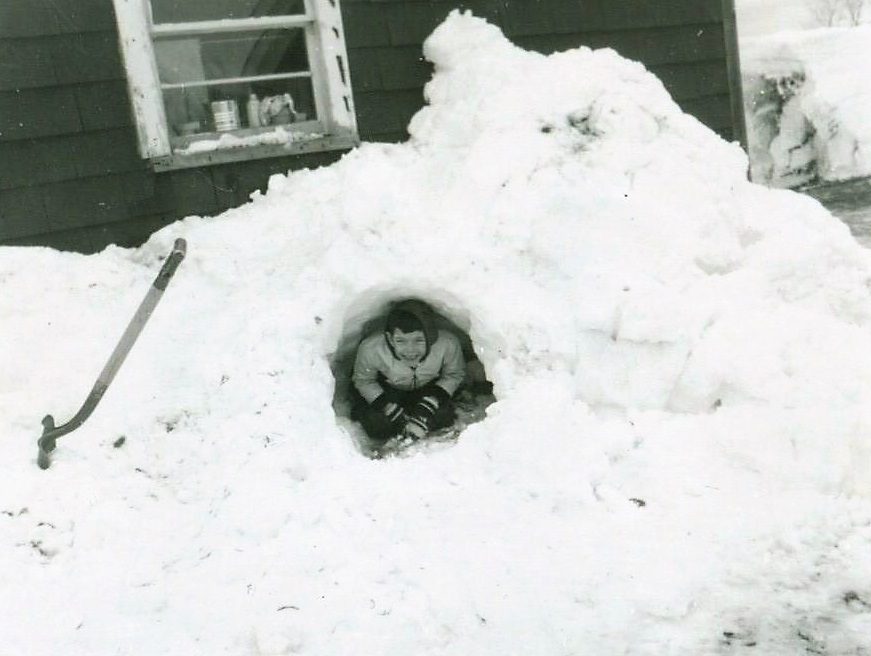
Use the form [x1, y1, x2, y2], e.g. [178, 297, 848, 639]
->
[0, 0, 741, 252]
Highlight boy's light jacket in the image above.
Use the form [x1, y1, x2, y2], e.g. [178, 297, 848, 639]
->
[352, 330, 465, 403]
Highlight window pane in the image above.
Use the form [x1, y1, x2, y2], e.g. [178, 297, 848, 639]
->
[155, 30, 309, 84]
[150, 0, 305, 23]
[163, 77, 317, 137]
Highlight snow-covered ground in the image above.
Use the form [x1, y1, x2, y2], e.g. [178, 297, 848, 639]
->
[740, 25, 871, 187]
[4, 13, 871, 655]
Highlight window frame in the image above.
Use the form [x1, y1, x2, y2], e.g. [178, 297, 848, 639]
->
[111, 0, 358, 171]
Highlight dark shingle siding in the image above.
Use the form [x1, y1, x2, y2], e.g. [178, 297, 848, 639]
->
[376, 47, 431, 90]
[680, 94, 735, 131]
[514, 24, 726, 65]
[650, 59, 731, 102]
[45, 0, 118, 35]
[342, 4, 392, 48]
[0, 187, 49, 240]
[51, 32, 125, 85]
[354, 89, 424, 138]
[501, 0, 553, 37]
[75, 81, 134, 131]
[0, 1, 65, 39]
[0, 86, 83, 140]
[0, 0, 116, 38]
[0, 138, 79, 188]
[0, 40, 58, 90]
[2, 214, 177, 251]
[59, 129, 146, 178]
[122, 172, 163, 218]
[594, 0, 721, 31]
[0, 140, 51, 190]
[385, 3, 458, 45]
[41, 175, 128, 231]
[347, 48, 384, 92]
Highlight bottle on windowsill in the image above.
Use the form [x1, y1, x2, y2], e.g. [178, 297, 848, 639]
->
[246, 93, 261, 128]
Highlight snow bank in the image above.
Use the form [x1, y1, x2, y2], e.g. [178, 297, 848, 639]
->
[742, 26, 871, 186]
[3, 12, 871, 655]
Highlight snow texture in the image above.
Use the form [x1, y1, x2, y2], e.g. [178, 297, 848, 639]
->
[742, 25, 871, 186]
[3, 12, 871, 655]
[176, 126, 324, 155]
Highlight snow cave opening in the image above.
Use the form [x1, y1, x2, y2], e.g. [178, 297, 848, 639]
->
[329, 291, 496, 449]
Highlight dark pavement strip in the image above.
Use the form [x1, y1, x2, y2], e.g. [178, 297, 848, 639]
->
[802, 177, 871, 247]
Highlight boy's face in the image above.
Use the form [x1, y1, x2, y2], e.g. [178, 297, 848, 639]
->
[387, 328, 427, 364]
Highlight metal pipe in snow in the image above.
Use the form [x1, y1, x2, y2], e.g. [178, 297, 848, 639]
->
[37, 238, 188, 470]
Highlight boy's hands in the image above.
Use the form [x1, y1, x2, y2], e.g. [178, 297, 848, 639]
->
[404, 394, 440, 438]
[374, 384, 451, 440]
[372, 394, 406, 425]
[403, 421, 427, 440]
[383, 402, 405, 424]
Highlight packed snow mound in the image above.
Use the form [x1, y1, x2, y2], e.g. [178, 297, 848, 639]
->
[3, 12, 871, 655]
[743, 26, 871, 186]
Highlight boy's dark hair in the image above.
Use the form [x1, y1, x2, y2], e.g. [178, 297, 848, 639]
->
[385, 308, 424, 335]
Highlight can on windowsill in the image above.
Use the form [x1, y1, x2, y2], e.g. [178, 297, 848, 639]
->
[211, 100, 240, 132]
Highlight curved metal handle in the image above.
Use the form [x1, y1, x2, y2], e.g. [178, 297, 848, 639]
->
[37, 238, 188, 469]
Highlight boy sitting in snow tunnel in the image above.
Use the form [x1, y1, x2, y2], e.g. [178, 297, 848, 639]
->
[351, 299, 465, 443]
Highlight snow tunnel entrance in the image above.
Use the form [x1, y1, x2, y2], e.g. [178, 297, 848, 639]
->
[330, 294, 495, 455]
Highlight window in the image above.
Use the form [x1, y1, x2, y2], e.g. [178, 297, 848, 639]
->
[112, 0, 358, 170]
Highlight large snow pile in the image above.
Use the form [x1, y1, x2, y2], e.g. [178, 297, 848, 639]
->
[742, 26, 871, 187]
[3, 12, 871, 655]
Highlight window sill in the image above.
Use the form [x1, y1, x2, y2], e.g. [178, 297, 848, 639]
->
[151, 128, 359, 171]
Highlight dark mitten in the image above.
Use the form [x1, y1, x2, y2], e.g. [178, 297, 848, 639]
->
[419, 383, 451, 406]
[406, 385, 449, 435]
[371, 392, 405, 425]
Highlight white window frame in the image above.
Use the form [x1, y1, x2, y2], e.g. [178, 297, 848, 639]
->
[111, 0, 358, 170]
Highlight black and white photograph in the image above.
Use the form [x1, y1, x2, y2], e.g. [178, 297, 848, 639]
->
[2, 0, 871, 653]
